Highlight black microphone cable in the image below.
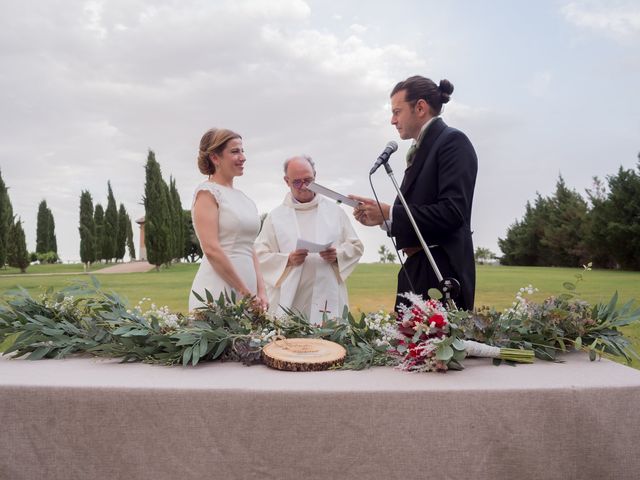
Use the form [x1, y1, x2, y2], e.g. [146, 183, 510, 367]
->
[368, 172, 416, 295]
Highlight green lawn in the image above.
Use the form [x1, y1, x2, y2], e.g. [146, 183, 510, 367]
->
[0, 263, 196, 311]
[347, 263, 640, 312]
[1, 262, 639, 368]
[1, 262, 638, 313]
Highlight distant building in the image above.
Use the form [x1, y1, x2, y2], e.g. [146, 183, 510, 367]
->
[135, 216, 146, 261]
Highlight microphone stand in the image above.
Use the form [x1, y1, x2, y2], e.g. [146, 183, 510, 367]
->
[382, 162, 460, 310]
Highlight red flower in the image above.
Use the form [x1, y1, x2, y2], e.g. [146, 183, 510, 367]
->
[429, 313, 446, 328]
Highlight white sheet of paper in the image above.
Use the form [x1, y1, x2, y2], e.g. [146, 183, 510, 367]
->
[296, 238, 333, 253]
[307, 182, 360, 208]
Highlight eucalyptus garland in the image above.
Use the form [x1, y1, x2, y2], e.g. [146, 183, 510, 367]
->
[0, 275, 639, 370]
[0, 278, 397, 368]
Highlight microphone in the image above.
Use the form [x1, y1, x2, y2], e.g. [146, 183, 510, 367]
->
[369, 141, 398, 174]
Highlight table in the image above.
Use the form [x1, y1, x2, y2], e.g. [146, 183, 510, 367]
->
[1, 353, 639, 479]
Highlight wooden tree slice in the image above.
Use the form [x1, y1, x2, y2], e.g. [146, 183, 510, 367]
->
[262, 338, 347, 371]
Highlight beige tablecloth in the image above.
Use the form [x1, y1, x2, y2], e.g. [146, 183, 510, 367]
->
[1, 353, 639, 480]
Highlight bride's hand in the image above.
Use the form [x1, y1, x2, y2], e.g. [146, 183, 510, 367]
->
[247, 291, 268, 312]
[255, 291, 269, 311]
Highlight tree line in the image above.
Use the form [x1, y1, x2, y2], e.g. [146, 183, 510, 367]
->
[0, 149, 203, 273]
[499, 157, 640, 270]
[0, 169, 63, 273]
[78, 181, 136, 268]
[0, 168, 137, 272]
[0, 168, 29, 272]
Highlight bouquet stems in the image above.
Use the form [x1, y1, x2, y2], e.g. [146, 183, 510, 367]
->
[462, 340, 535, 364]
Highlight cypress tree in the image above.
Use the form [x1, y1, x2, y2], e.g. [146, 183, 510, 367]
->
[116, 204, 128, 262]
[94, 204, 105, 262]
[103, 181, 118, 261]
[7, 217, 29, 273]
[183, 209, 202, 262]
[0, 168, 13, 268]
[144, 150, 171, 268]
[161, 179, 174, 265]
[126, 213, 136, 261]
[47, 207, 57, 254]
[79, 190, 96, 266]
[169, 177, 184, 261]
[36, 200, 50, 254]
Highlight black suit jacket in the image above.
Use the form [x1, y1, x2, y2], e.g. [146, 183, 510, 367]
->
[390, 117, 478, 310]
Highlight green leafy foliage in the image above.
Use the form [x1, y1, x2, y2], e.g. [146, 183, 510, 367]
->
[455, 279, 640, 364]
[1, 276, 639, 371]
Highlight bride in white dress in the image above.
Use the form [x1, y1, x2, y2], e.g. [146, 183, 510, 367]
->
[188, 128, 268, 312]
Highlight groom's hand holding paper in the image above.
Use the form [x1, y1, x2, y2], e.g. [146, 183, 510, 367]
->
[350, 194, 389, 227]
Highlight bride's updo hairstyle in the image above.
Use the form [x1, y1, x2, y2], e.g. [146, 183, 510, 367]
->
[197, 128, 242, 175]
[390, 75, 454, 116]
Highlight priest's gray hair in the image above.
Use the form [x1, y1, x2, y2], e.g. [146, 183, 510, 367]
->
[283, 154, 316, 175]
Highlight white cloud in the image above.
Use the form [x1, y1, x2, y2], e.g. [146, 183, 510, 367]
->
[525, 71, 553, 97]
[561, 1, 640, 42]
[349, 23, 367, 35]
[83, 1, 108, 40]
[0, 0, 425, 262]
[260, 26, 424, 90]
[1, 0, 636, 269]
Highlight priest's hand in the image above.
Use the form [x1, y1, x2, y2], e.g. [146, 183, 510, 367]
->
[287, 249, 308, 267]
[319, 247, 337, 264]
[350, 195, 390, 227]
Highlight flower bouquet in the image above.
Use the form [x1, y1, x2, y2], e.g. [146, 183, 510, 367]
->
[390, 293, 534, 372]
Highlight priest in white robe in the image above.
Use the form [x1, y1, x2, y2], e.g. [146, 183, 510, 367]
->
[255, 155, 364, 324]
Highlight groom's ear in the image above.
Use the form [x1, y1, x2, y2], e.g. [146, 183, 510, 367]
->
[283, 176, 289, 186]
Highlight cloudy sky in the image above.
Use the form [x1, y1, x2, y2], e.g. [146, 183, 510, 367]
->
[1, 0, 638, 262]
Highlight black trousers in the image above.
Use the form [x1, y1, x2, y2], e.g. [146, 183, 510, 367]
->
[395, 247, 468, 311]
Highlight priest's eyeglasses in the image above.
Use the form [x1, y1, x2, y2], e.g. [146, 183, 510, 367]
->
[290, 177, 315, 189]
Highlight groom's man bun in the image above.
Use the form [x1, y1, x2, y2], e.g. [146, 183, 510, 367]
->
[391, 75, 454, 116]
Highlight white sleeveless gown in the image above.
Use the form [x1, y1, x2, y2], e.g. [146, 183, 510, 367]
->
[188, 182, 260, 311]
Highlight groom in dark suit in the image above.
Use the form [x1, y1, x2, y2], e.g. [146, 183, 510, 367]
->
[352, 75, 478, 311]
